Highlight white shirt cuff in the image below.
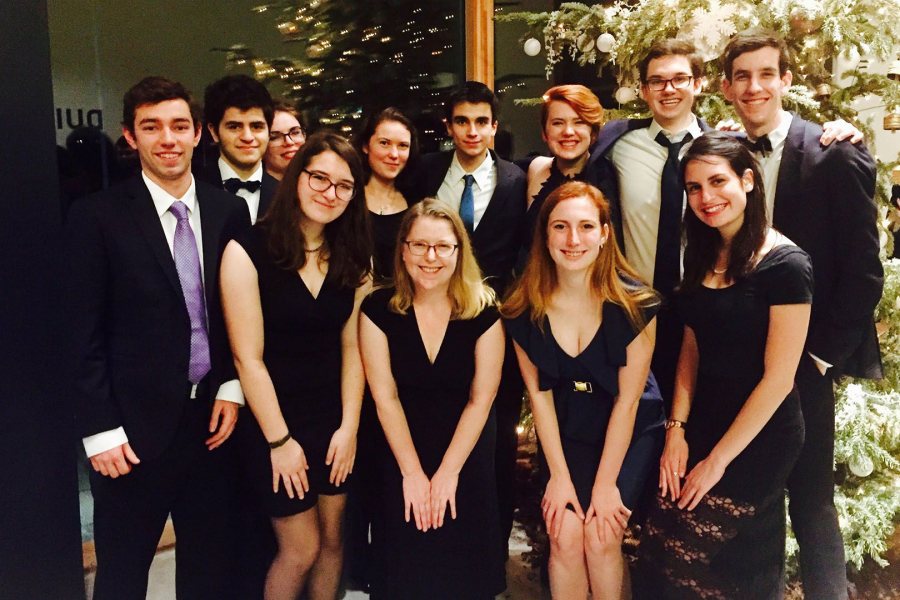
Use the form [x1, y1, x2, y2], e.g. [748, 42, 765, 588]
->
[808, 351, 833, 375]
[83, 427, 128, 458]
[216, 379, 245, 406]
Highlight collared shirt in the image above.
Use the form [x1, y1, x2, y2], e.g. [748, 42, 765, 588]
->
[436, 151, 496, 230]
[82, 172, 244, 458]
[608, 116, 704, 285]
[219, 158, 264, 224]
[750, 110, 792, 223]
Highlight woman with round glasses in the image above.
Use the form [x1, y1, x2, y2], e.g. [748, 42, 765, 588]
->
[354, 107, 418, 283]
[264, 101, 306, 181]
[359, 199, 506, 599]
[503, 181, 663, 599]
[523, 85, 614, 253]
[221, 131, 372, 599]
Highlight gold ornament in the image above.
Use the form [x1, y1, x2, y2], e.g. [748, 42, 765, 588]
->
[885, 110, 900, 131]
[814, 83, 832, 100]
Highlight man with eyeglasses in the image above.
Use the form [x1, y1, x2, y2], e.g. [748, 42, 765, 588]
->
[196, 74, 279, 224]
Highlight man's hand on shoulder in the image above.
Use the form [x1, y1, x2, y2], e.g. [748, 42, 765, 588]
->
[820, 118, 864, 146]
[206, 399, 239, 450]
[90, 443, 141, 478]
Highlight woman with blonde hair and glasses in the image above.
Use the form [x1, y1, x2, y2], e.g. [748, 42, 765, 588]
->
[359, 199, 506, 599]
[503, 181, 664, 599]
[221, 131, 371, 599]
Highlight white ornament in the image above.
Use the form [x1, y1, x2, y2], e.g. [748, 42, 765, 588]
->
[615, 85, 637, 104]
[596, 33, 616, 53]
[848, 454, 874, 478]
[577, 33, 595, 53]
[523, 38, 542, 57]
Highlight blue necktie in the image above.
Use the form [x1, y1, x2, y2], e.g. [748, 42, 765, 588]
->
[460, 174, 475, 234]
[653, 131, 692, 299]
[168, 201, 211, 384]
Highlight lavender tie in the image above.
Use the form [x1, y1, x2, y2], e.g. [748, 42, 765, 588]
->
[169, 201, 211, 384]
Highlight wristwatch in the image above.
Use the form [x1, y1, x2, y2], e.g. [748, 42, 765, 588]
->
[665, 419, 686, 431]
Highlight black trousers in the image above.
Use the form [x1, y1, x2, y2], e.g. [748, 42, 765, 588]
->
[786, 355, 847, 600]
[90, 397, 234, 600]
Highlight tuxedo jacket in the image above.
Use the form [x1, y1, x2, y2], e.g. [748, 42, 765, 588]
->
[770, 115, 883, 379]
[66, 176, 251, 460]
[587, 116, 713, 248]
[194, 161, 279, 222]
[412, 150, 526, 295]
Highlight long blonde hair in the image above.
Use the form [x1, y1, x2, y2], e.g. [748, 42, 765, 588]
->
[390, 199, 495, 319]
[502, 181, 658, 330]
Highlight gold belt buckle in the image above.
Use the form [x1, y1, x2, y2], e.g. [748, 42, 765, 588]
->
[573, 381, 593, 393]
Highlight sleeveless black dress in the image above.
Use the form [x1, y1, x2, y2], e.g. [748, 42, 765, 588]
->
[235, 225, 356, 516]
[505, 300, 665, 511]
[361, 288, 505, 600]
[637, 245, 812, 599]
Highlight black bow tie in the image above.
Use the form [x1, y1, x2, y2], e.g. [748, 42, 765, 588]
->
[223, 178, 262, 194]
[744, 134, 773, 157]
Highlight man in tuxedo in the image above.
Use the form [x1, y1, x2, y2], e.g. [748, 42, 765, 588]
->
[196, 74, 277, 223]
[66, 76, 251, 600]
[414, 81, 527, 558]
[588, 40, 711, 412]
[722, 30, 882, 600]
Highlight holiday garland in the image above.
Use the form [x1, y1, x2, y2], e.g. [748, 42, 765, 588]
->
[499, 0, 900, 572]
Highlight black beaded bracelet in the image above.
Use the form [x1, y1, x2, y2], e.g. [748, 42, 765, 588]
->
[268, 432, 292, 449]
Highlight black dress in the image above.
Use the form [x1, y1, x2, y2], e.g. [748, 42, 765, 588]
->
[235, 225, 355, 516]
[505, 300, 665, 511]
[369, 208, 407, 283]
[361, 288, 505, 599]
[637, 245, 812, 599]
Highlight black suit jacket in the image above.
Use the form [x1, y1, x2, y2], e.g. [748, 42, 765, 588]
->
[588, 116, 713, 249]
[771, 115, 883, 379]
[194, 161, 278, 222]
[66, 176, 251, 460]
[412, 150, 526, 295]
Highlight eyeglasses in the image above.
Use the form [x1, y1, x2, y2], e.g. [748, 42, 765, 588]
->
[302, 169, 355, 202]
[403, 240, 459, 257]
[644, 75, 694, 91]
[269, 127, 304, 145]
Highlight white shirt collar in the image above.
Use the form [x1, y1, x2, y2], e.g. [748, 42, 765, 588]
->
[218, 157, 263, 182]
[143, 172, 197, 218]
[447, 150, 494, 189]
[648, 115, 703, 143]
[751, 110, 792, 148]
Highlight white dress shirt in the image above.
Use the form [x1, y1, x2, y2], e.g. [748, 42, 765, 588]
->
[608, 116, 704, 285]
[436, 151, 496, 230]
[750, 110, 792, 224]
[82, 172, 245, 458]
[219, 158, 264, 224]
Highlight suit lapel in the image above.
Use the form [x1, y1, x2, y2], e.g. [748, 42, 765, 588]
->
[197, 185, 225, 293]
[472, 151, 511, 241]
[259, 172, 278, 220]
[426, 151, 454, 197]
[127, 178, 182, 295]
[772, 115, 806, 229]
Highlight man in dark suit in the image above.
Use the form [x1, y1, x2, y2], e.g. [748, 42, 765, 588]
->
[66, 76, 251, 600]
[413, 81, 527, 558]
[196, 74, 278, 224]
[722, 30, 882, 600]
[589, 40, 712, 413]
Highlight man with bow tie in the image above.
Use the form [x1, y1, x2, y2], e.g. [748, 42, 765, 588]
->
[722, 29, 882, 600]
[197, 74, 279, 224]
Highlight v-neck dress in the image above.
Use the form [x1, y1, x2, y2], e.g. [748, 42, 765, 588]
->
[235, 224, 356, 516]
[505, 300, 665, 511]
[361, 287, 505, 600]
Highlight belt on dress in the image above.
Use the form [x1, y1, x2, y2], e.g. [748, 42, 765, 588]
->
[573, 381, 593, 393]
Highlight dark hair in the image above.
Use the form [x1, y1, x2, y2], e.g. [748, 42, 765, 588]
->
[443, 81, 499, 123]
[680, 131, 767, 291]
[353, 107, 419, 186]
[272, 100, 304, 134]
[722, 29, 790, 80]
[638, 39, 704, 82]
[260, 131, 372, 288]
[203, 75, 274, 130]
[122, 76, 200, 133]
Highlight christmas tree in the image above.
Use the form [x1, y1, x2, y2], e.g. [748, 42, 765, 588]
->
[499, 0, 900, 574]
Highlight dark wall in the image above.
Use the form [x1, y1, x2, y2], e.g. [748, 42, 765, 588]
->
[0, 1, 84, 598]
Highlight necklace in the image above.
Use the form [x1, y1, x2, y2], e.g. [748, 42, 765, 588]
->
[713, 266, 727, 274]
[305, 244, 323, 253]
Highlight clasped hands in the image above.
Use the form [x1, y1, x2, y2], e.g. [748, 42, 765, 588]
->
[658, 431, 726, 511]
[403, 467, 458, 532]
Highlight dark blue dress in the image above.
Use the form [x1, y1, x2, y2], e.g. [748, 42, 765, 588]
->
[505, 300, 665, 510]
